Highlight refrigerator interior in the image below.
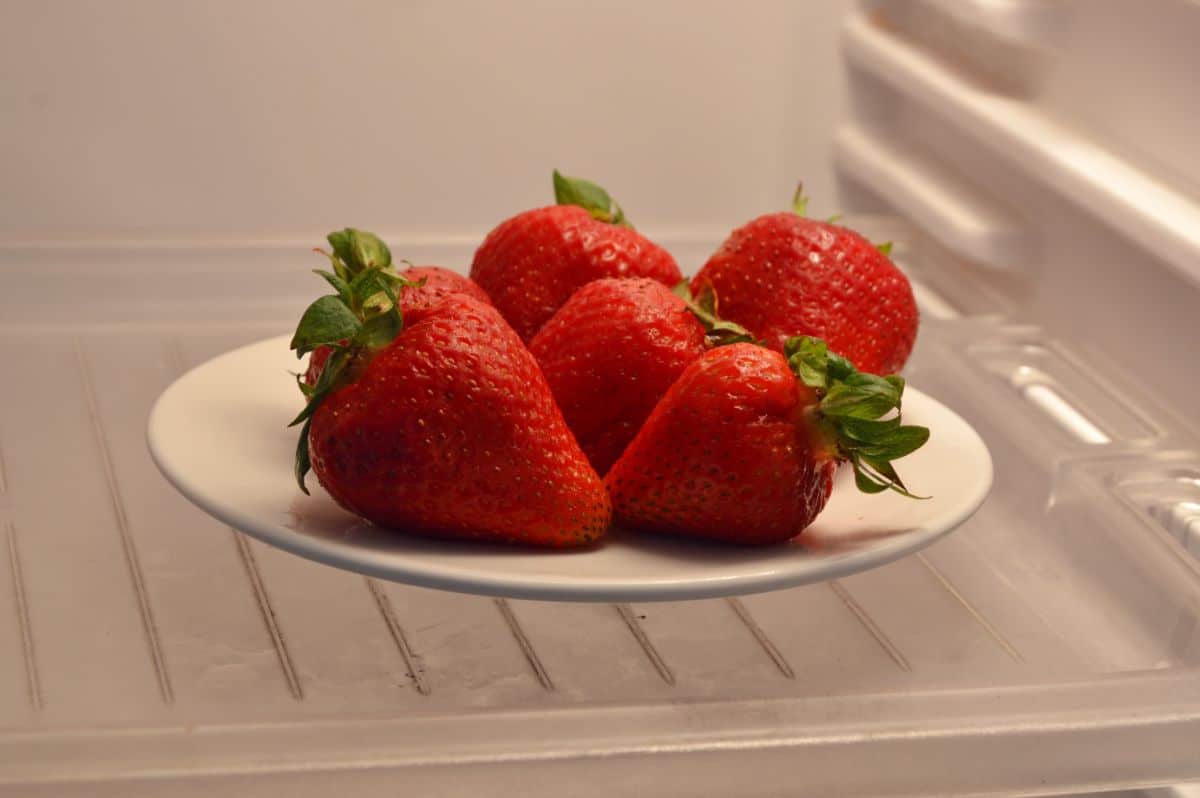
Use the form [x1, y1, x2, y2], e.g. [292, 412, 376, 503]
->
[2, 1, 1199, 796]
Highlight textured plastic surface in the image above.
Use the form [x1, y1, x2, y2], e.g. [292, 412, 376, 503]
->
[1, 222, 1199, 796]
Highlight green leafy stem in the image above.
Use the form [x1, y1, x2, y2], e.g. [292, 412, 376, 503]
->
[672, 281, 758, 348]
[784, 336, 930, 499]
[288, 228, 420, 493]
[553, 169, 632, 228]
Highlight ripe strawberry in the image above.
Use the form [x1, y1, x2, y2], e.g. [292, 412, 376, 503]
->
[393, 265, 493, 312]
[529, 277, 753, 475]
[303, 264, 490, 386]
[291, 228, 610, 547]
[691, 190, 918, 375]
[471, 171, 683, 341]
[606, 337, 928, 545]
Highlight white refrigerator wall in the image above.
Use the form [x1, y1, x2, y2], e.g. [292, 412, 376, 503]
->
[4, 0, 1199, 404]
[0, 0, 852, 244]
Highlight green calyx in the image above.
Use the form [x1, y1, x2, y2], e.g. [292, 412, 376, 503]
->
[784, 336, 930, 499]
[288, 228, 420, 494]
[553, 169, 632, 228]
[673, 281, 757, 347]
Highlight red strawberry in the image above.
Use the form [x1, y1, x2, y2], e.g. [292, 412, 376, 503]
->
[606, 337, 928, 545]
[471, 171, 682, 341]
[691, 190, 918, 375]
[529, 278, 753, 475]
[395, 265, 493, 312]
[291, 228, 610, 547]
[302, 344, 336, 388]
[303, 264, 491, 386]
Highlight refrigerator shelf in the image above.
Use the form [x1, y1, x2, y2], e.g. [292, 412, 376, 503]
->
[0, 218, 1197, 796]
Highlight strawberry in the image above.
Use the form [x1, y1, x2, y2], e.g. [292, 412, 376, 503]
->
[302, 264, 490, 386]
[290, 228, 611, 547]
[392, 265, 493, 312]
[605, 337, 929, 545]
[529, 278, 753, 475]
[470, 171, 683, 341]
[691, 189, 918, 375]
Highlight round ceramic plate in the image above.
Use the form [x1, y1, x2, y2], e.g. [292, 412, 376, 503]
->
[148, 335, 993, 602]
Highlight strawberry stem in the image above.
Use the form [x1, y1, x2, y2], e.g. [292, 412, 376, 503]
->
[784, 336, 930, 499]
[553, 170, 633, 229]
[792, 183, 808, 216]
[289, 228, 418, 493]
[673, 281, 757, 347]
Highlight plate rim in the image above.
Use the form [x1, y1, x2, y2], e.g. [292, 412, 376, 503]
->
[148, 334, 994, 602]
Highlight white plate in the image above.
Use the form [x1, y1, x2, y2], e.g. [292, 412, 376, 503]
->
[149, 335, 993, 602]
